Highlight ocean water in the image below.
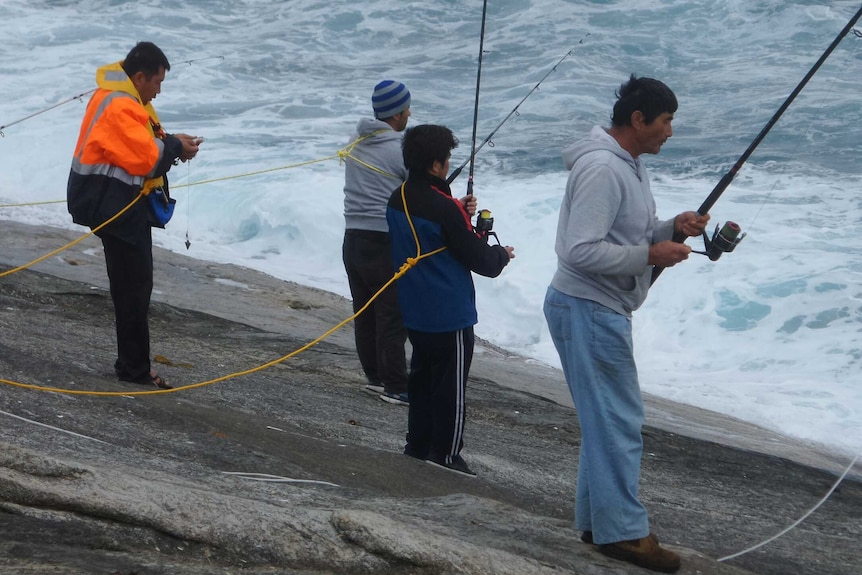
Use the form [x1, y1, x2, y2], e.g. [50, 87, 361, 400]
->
[1, 0, 860, 458]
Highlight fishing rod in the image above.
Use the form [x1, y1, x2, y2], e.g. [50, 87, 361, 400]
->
[447, 38, 587, 186]
[0, 89, 94, 137]
[459, 0, 503, 244]
[651, 3, 862, 285]
[464, 0, 489, 198]
[0, 55, 225, 137]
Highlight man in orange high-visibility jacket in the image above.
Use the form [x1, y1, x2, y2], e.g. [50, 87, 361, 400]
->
[67, 41, 201, 390]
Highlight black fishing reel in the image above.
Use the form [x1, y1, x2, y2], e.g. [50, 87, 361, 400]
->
[474, 209, 500, 245]
[693, 221, 746, 261]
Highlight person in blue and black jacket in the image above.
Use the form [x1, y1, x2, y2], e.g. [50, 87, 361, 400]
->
[386, 124, 515, 477]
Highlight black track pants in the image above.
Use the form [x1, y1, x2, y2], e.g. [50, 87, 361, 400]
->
[405, 327, 474, 459]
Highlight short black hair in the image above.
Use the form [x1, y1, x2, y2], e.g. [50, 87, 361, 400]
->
[611, 74, 677, 127]
[122, 41, 171, 79]
[402, 125, 459, 173]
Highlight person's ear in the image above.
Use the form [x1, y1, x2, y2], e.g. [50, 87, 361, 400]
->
[631, 110, 646, 129]
[430, 160, 444, 177]
[129, 71, 146, 89]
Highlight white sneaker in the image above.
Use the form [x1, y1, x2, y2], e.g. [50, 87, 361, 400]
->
[363, 384, 385, 395]
[379, 391, 409, 406]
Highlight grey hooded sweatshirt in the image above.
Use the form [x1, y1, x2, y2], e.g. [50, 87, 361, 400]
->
[550, 125, 675, 317]
[343, 118, 408, 233]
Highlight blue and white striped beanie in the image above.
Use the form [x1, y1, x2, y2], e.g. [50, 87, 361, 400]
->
[372, 80, 411, 119]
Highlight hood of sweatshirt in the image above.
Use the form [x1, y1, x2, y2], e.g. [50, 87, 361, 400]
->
[561, 125, 642, 181]
[355, 117, 402, 142]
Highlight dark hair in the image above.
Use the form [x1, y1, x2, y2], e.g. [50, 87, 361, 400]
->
[611, 74, 677, 127]
[402, 125, 459, 173]
[122, 42, 171, 79]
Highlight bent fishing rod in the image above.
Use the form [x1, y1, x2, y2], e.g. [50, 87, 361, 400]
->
[0, 55, 225, 137]
[447, 39, 587, 186]
[651, 3, 862, 285]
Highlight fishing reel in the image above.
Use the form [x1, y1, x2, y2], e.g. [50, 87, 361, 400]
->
[693, 221, 746, 261]
[474, 209, 500, 245]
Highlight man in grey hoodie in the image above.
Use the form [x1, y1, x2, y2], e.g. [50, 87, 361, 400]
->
[342, 80, 413, 405]
[543, 75, 709, 573]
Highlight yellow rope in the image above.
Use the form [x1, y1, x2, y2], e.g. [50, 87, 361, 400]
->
[0, 147, 452, 398]
[0, 257, 416, 396]
[173, 155, 340, 188]
[0, 199, 65, 208]
[0, 192, 144, 279]
[400, 181, 446, 261]
[0, 132, 396, 208]
[336, 130, 399, 178]
[0, 180, 451, 397]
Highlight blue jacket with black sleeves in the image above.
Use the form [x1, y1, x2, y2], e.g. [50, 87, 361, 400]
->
[386, 171, 511, 333]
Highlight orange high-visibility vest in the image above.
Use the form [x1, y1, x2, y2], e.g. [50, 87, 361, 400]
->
[67, 61, 173, 236]
[70, 61, 166, 191]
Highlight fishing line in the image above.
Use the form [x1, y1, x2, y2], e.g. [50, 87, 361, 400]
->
[0, 408, 110, 444]
[447, 36, 589, 185]
[0, 55, 225, 136]
[0, 89, 93, 137]
[718, 452, 861, 562]
[185, 159, 192, 249]
[463, 0, 490, 197]
[739, 30, 862, 240]
[221, 471, 339, 488]
[178, 55, 225, 66]
[651, 3, 862, 284]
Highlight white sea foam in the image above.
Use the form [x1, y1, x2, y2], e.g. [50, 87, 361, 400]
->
[1, 0, 860, 456]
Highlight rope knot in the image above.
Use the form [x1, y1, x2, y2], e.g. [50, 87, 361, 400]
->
[397, 257, 418, 277]
[336, 148, 350, 165]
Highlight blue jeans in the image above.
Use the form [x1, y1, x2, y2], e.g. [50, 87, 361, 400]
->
[543, 286, 649, 544]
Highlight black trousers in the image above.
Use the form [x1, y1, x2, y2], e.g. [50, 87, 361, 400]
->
[405, 327, 474, 459]
[342, 229, 407, 394]
[101, 231, 153, 383]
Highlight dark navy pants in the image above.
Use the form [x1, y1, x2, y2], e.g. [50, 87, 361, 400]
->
[404, 327, 474, 459]
[101, 231, 153, 383]
[343, 229, 408, 394]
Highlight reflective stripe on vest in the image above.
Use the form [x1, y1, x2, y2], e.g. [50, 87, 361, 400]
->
[71, 90, 166, 189]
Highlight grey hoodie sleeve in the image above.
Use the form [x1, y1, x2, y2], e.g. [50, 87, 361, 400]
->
[556, 162, 650, 276]
[652, 216, 676, 243]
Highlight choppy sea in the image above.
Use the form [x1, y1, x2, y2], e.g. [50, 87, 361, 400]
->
[1, 0, 861, 457]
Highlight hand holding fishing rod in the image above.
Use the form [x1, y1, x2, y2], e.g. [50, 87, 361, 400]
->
[458, 0, 510, 251]
[648, 211, 712, 268]
[459, 0, 497, 246]
[650, 3, 862, 284]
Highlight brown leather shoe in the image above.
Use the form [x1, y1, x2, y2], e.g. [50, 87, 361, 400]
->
[599, 535, 680, 573]
[583, 530, 659, 545]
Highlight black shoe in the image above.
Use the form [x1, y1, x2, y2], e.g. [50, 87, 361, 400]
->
[426, 454, 476, 477]
[403, 446, 428, 460]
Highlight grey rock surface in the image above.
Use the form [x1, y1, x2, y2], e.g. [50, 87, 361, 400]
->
[1, 220, 860, 575]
